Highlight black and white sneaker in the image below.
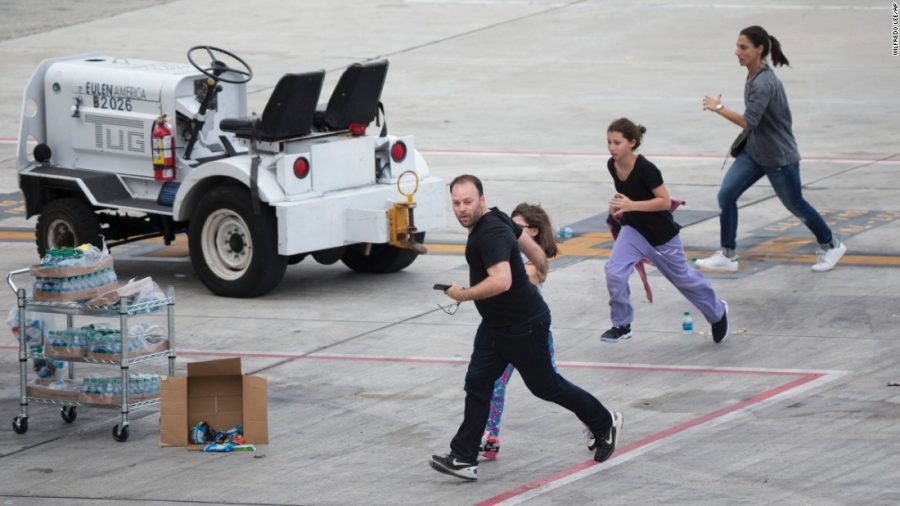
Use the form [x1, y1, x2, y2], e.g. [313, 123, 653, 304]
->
[429, 454, 478, 481]
[600, 325, 632, 343]
[583, 425, 597, 451]
[712, 300, 729, 344]
[593, 412, 624, 463]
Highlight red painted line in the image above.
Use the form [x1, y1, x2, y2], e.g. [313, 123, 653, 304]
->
[0, 346, 821, 377]
[0, 136, 895, 164]
[2, 344, 831, 502]
[479, 460, 598, 505]
[180, 349, 472, 366]
[418, 147, 899, 164]
[166, 350, 812, 377]
[562, 362, 801, 376]
[475, 372, 824, 506]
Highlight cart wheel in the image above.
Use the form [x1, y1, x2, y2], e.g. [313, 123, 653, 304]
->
[112, 424, 129, 442]
[61, 406, 77, 423]
[12, 416, 28, 434]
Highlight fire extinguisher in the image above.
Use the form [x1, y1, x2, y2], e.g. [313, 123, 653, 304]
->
[151, 115, 176, 181]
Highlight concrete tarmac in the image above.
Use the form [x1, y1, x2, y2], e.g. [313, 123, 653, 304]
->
[1, 1, 899, 504]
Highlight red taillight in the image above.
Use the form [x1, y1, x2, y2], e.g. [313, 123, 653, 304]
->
[348, 122, 367, 136]
[391, 141, 407, 163]
[293, 157, 310, 179]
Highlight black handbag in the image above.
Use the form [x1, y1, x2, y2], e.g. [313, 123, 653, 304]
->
[729, 130, 749, 157]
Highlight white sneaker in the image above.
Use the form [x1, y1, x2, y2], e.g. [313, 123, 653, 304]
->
[693, 250, 739, 272]
[811, 241, 847, 272]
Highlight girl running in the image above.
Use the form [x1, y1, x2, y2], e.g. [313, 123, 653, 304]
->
[600, 118, 730, 344]
[480, 202, 559, 459]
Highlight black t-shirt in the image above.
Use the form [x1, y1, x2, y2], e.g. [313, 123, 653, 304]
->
[466, 208, 548, 327]
[607, 155, 680, 246]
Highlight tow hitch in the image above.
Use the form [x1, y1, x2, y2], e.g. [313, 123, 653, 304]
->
[389, 171, 427, 254]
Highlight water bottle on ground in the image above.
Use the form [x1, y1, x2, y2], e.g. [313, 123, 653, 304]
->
[556, 226, 576, 240]
[682, 311, 694, 335]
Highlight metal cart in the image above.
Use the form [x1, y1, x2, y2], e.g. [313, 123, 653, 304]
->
[7, 268, 176, 442]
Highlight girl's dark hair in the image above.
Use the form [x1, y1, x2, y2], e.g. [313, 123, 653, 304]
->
[512, 203, 559, 258]
[740, 25, 790, 67]
[607, 118, 647, 150]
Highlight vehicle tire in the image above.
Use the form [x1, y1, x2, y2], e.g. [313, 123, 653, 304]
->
[312, 247, 347, 265]
[188, 185, 287, 297]
[35, 198, 102, 257]
[341, 232, 425, 273]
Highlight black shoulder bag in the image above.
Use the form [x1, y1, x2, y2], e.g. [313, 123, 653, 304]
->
[730, 129, 748, 157]
[720, 130, 749, 170]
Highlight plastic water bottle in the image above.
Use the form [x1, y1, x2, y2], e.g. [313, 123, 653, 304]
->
[133, 377, 145, 397]
[52, 360, 66, 378]
[682, 311, 694, 335]
[103, 377, 114, 398]
[73, 330, 87, 356]
[556, 226, 576, 240]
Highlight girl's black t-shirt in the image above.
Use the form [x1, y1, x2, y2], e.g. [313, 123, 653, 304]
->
[607, 155, 680, 246]
[466, 208, 548, 327]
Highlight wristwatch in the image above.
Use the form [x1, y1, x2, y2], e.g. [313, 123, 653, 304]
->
[715, 103, 724, 112]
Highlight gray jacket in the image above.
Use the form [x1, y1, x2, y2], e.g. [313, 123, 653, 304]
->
[744, 66, 801, 167]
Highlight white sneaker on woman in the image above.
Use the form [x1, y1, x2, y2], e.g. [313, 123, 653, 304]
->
[693, 250, 739, 272]
[812, 241, 847, 272]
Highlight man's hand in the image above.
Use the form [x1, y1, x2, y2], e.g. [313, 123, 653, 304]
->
[445, 282, 466, 302]
[446, 262, 513, 302]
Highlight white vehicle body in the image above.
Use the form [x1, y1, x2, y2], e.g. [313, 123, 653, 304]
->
[17, 49, 445, 297]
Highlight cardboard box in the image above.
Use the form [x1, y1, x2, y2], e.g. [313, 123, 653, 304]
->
[159, 358, 268, 448]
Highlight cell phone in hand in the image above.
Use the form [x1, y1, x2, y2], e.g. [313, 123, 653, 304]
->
[433, 283, 451, 291]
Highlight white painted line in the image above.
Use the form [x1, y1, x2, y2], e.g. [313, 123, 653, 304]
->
[0, 345, 849, 505]
[485, 370, 847, 505]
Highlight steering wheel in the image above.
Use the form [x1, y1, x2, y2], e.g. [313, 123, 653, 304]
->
[187, 46, 253, 84]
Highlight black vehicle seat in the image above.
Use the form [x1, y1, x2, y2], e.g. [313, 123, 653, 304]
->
[220, 69, 325, 142]
[312, 60, 389, 132]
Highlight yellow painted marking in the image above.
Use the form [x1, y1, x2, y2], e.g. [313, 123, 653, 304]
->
[145, 236, 189, 257]
[0, 230, 35, 240]
[428, 232, 615, 257]
[740, 253, 900, 267]
[558, 232, 614, 257]
[426, 244, 466, 254]
[1, 229, 899, 267]
[743, 236, 810, 255]
[147, 243, 189, 257]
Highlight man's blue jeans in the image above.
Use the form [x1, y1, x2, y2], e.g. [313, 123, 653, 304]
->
[449, 310, 613, 462]
[718, 153, 834, 251]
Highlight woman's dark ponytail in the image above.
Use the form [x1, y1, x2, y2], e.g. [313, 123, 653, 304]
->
[768, 35, 790, 67]
[740, 25, 790, 67]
